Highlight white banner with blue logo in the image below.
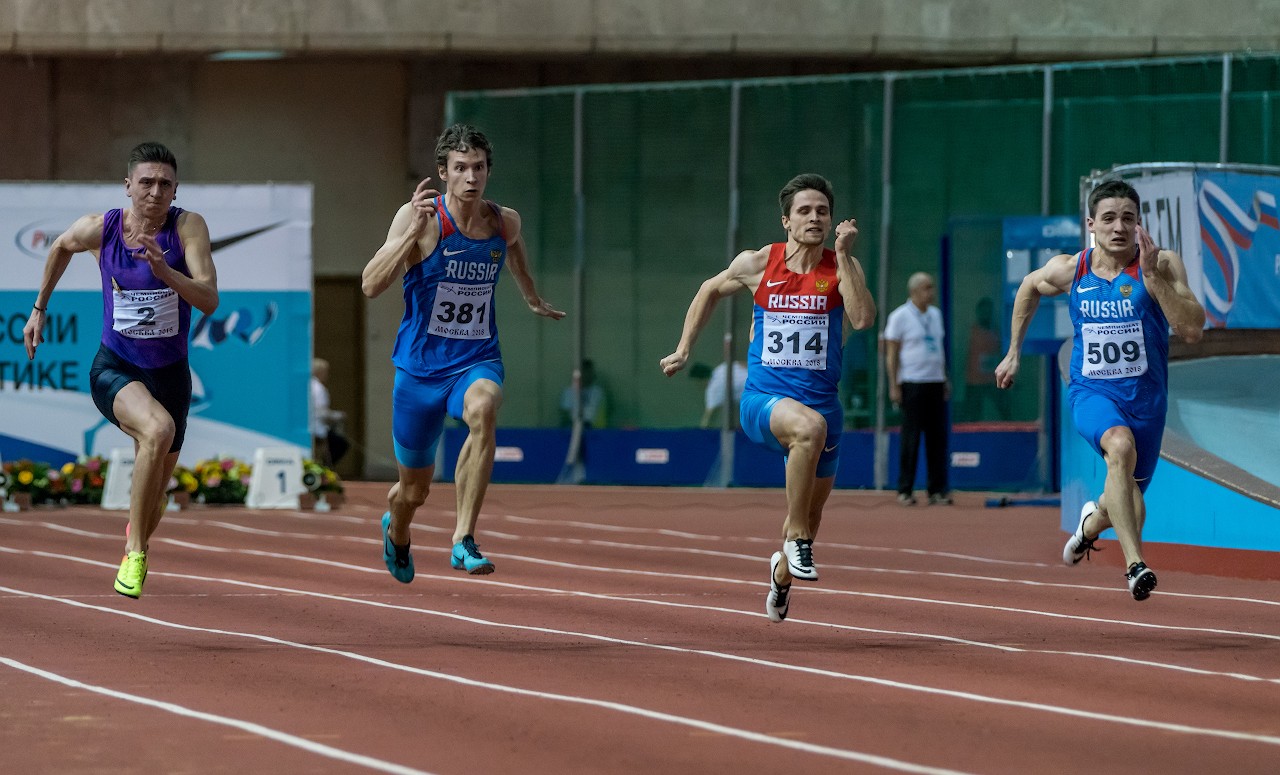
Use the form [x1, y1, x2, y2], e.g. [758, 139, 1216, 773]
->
[1, 183, 312, 465]
[1132, 168, 1280, 329]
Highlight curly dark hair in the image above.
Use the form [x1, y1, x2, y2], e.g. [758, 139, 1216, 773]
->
[434, 124, 494, 170]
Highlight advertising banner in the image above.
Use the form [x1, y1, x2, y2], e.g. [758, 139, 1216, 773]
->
[1002, 215, 1082, 353]
[1130, 169, 1280, 328]
[1, 183, 313, 466]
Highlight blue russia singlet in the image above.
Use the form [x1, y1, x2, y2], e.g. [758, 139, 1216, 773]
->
[98, 207, 191, 369]
[744, 243, 844, 411]
[391, 197, 508, 379]
[1067, 248, 1170, 418]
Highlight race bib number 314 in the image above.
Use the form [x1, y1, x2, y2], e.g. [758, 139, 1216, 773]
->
[762, 311, 828, 370]
[429, 282, 494, 340]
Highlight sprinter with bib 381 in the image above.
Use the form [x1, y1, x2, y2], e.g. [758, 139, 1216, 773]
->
[362, 124, 564, 583]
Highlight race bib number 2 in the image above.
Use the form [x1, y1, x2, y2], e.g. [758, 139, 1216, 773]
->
[429, 282, 494, 340]
[1081, 320, 1147, 379]
[113, 287, 180, 339]
[762, 311, 828, 370]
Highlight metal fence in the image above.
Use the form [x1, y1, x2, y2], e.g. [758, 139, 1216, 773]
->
[445, 52, 1280, 487]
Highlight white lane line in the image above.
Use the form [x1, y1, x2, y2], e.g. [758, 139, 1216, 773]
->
[0, 656, 434, 775]
[6, 534, 1280, 651]
[523, 547, 1280, 607]
[7, 576, 1280, 751]
[6, 516, 1277, 610]
[498, 513, 1055, 567]
[492, 535, 1280, 607]
[3, 544, 1279, 688]
[0, 586, 974, 775]
[181, 561, 1280, 683]
[0, 511, 1051, 568]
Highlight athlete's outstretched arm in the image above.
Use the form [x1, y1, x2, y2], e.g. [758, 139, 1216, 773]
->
[362, 179, 440, 299]
[1137, 226, 1205, 343]
[659, 248, 765, 377]
[502, 209, 565, 320]
[23, 214, 104, 359]
[994, 252, 1075, 389]
[833, 219, 875, 330]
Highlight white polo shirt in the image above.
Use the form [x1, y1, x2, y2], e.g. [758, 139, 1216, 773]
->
[884, 301, 946, 383]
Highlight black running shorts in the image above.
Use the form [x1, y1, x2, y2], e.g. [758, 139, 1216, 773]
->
[89, 344, 192, 454]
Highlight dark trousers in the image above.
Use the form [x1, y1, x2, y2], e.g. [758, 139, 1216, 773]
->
[898, 381, 949, 496]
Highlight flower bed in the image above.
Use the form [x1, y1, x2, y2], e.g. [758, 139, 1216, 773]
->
[1, 456, 107, 505]
[2, 455, 342, 507]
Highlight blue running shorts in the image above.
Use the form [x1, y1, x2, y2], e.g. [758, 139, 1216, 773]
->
[740, 389, 843, 478]
[392, 361, 504, 468]
[1070, 390, 1165, 492]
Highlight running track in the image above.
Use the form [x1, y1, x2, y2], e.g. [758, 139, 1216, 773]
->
[2, 484, 1279, 774]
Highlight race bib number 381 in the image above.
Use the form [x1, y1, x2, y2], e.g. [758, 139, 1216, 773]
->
[113, 287, 180, 339]
[429, 282, 494, 340]
[1080, 320, 1147, 379]
[762, 311, 828, 370]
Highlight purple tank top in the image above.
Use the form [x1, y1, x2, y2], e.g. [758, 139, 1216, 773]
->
[99, 207, 191, 368]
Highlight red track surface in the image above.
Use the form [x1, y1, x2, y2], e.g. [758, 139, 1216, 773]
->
[2, 483, 1279, 774]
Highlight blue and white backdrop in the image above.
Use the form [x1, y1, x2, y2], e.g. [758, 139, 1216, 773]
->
[1, 183, 313, 466]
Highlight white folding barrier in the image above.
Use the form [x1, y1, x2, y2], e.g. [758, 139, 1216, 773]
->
[100, 448, 135, 510]
[245, 446, 306, 509]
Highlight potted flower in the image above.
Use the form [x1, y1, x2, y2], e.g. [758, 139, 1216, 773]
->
[1, 456, 109, 509]
[301, 458, 345, 510]
[62, 456, 108, 505]
[192, 456, 251, 504]
[166, 464, 199, 508]
[1, 459, 41, 509]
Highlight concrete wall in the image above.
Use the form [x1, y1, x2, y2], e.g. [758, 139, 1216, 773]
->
[3, 0, 1278, 60]
[0, 58, 405, 274]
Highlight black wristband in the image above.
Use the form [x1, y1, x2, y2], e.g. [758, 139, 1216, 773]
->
[32, 304, 47, 313]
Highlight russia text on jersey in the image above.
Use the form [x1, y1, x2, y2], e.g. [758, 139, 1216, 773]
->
[445, 260, 500, 283]
[767, 293, 830, 311]
[1078, 298, 1135, 319]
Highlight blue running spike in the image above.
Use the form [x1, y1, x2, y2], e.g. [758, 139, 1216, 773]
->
[382, 513, 414, 583]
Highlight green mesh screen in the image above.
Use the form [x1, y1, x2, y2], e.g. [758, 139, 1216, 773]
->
[447, 54, 1280, 430]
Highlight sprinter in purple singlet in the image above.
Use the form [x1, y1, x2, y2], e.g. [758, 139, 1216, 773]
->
[362, 124, 564, 583]
[23, 142, 219, 599]
[995, 178, 1205, 600]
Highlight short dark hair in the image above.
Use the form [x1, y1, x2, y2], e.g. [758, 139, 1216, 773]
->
[1087, 177, 1140, 217]
[435, 124, 494, 170]
[779, 173, 834, 217]
[127, 142, 177, 174]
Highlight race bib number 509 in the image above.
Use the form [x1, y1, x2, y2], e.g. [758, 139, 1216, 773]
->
[1080, 320, 1147, 379]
